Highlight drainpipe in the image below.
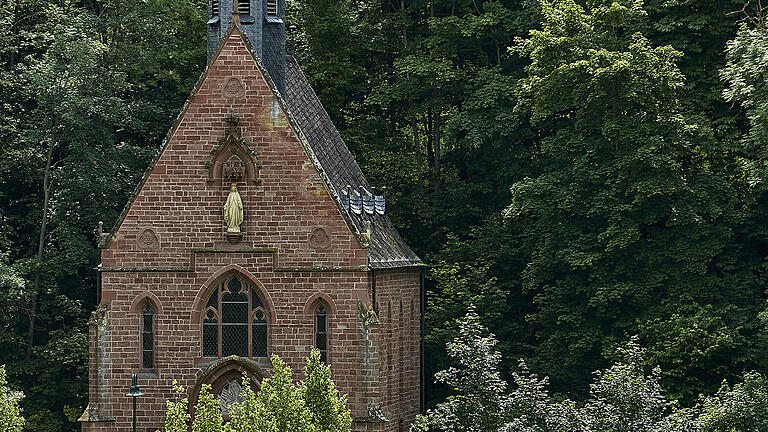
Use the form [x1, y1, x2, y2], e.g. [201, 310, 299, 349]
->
[95, 264, 102, 306]
[420, 268, 425, 414]
[371, 268, 377, 312]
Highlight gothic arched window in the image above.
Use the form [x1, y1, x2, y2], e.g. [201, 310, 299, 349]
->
[315, 304, 327, 362]
[141, 302, 154, 370]
[202, 276, 269, 359]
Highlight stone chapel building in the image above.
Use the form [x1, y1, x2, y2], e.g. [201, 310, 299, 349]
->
[78, 2, 424, 431]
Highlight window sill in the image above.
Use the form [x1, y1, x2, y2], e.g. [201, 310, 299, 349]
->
[264, 15, 284, 24]
[137, 370, 158, 379]
[195, 357, 270, 369]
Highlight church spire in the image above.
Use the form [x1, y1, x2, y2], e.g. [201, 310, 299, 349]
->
[207, 0, 286, 94]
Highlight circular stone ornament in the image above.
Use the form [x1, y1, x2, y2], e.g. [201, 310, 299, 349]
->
[309, 227, 331, 250]
[137, 229, 160, 251]
[223, 77, 245, 99]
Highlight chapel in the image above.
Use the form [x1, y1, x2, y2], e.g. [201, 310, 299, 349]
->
[77, 1, 424, 431]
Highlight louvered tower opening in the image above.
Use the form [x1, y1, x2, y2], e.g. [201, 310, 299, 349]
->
[211, 0, 219, 16]
[266, 0, 277, 16]
[238, 0, 250, 16]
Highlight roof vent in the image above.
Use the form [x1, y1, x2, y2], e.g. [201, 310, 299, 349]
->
[342, 186, 385, 216]
[361, 187, 375, 215]
[350, 187, 362, 215]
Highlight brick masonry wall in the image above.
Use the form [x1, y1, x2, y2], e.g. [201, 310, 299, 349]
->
[81, 26, 421, 432]
[376, 270, 421, 432]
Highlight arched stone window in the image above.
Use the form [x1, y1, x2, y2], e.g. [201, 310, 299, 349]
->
[202, 276, 269, 358]
[303, 293, 336, 364]
[314, 304, 328, 362]
[131, 292, 162, 372]
[141, 301, 155, 370]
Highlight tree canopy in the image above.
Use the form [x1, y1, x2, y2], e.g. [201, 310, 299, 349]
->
[3, 0, 768, 429]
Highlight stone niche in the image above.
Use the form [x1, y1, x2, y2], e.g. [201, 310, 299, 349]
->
[206, 114, 261, 186]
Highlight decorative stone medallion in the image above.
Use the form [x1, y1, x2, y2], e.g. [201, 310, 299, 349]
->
[223, 77, 245, 99]
[217, 380, 244, 417]
[137, 229, 160, 251]
[309, 227, 331, 250]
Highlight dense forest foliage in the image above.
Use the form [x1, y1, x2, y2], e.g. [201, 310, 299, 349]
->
[3, 0, 768, 430]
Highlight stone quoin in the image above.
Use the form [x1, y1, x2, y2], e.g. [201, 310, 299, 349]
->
[78, 1, 424, 431]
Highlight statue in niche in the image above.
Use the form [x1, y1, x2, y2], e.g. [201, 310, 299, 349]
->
[224, 183, 243, 238]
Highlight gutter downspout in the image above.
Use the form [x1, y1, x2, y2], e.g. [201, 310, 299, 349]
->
[371, 268, 377, 312]
[420, 268, 426, 414]
[95, 264, 102, 306]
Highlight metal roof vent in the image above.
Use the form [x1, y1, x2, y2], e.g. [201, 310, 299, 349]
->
[341, 185, 386, 216]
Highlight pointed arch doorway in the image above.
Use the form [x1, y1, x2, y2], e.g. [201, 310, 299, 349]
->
[190, 356, 264, 420]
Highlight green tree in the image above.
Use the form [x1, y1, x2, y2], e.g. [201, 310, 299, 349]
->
[0, 365, 24, 432]
[161, 353, 353, 432]
[415, 308, 768, 432]
[161, 382, 191, 432]
[412, 308, 512, 432]
[249, 355, 314, 432]
[505, 0, 747, 402]
[301, 350, 352, 432]
[192, 385, 223, 432]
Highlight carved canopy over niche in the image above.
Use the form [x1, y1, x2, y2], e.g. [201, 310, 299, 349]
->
[206, 114, 261, 186]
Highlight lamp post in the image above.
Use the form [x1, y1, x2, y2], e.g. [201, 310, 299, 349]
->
[126, 374, 143, 432]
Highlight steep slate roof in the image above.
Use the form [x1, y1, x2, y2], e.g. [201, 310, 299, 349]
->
[109, 25, 422, 269]
[284, 56, 422, 269]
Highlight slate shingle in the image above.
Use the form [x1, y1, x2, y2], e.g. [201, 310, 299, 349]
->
[284, 56, 423, 269]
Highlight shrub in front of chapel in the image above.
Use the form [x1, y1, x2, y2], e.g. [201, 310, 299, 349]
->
[159, 352, 351, 432]
[0, 365, 24, 432]
[301, 350, 352, 432]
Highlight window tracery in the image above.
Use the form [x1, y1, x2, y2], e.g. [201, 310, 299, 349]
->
[202, 276, 269, 358]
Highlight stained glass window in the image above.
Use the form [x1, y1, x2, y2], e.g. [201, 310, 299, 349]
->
[315, 305, 327, 362]
[202, 277, 269, 359]
[142, 303, 154, 369]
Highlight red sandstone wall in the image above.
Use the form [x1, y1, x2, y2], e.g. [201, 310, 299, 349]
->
[100, 26, 365, 272]
[376, 270, 421, 432]
[93, 266, 368, 431]
[82, 26, 420, 432]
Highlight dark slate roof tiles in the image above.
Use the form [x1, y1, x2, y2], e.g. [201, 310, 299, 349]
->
[284, 56, 422, 269]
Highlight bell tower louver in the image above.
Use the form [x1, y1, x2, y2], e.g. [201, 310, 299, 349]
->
[208, 0, 286, 95]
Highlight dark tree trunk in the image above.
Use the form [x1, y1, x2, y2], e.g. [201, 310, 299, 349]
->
[26, 141, 54, 360]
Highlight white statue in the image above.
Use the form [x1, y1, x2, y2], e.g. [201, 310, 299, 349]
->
[224, 184, 243, 234]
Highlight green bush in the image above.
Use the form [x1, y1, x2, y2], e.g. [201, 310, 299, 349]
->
[0, 365, 24, 432]
[158, 351, 350, 432]
[414, 308, 768, 432]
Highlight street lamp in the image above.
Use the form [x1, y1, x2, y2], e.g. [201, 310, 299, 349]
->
[126, 374, 143, 432]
